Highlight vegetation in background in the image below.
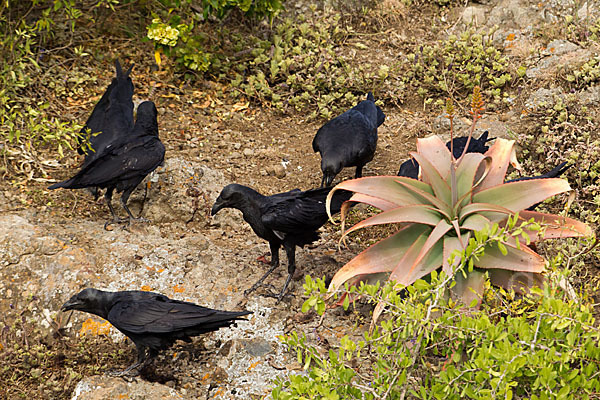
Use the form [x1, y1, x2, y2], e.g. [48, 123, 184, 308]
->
[404, 28, 516, 109]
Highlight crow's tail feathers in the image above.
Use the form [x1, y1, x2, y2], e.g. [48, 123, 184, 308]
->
[478, 130, 495, 143]
[546, 161, 570, 178]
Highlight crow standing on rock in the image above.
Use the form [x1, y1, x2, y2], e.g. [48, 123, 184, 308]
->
[211, 184, 353, 302]
[312, 92, 385, 187]
[48, 101, 165, 228]
[61, 288, 251, 377]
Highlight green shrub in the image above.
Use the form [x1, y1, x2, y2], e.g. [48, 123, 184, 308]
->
[273, 232, 600, 399]
[404, 28, 514, 107]
[0, 1, 110, 176]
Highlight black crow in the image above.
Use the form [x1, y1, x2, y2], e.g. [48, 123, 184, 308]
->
[312, 92, 385, 187]
[49, 101, 165, 228]
[398, 131, 493, 178]
[75, 60, 134, 200]
[61, 288, 251, 376]
[506, 161, 570, 183]
[211, 184, 353, 301]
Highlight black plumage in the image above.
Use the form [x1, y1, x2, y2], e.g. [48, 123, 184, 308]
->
[505, 161, 570, 183]
[397, 131, 493, 178]
[49, 101, 165, 227]
[61, 288, 251, 376]
[77, 59, 134, 165]
[312, 92, 385, 187]
[211, 184, 353, 301]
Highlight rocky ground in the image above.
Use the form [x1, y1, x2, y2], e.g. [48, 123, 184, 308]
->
[1, 0, 599, 398]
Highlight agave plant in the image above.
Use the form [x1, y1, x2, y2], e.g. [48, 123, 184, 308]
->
[325, 105, 592, 322]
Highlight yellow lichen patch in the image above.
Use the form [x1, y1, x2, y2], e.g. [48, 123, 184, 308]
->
[157, 268, 165, 273]
[248, 361, 261, 372]
[506, 33, 516, 41]
[212, 388, 224, 398]
[173, 284, 185, 293]
[141, 285, 152, 291]
[79, 318, 112, 336]
[118, 394, 129, 399]
[172, 352, 178, 359]
[201, 373, 211, 381]
[146, 266, 155, 271]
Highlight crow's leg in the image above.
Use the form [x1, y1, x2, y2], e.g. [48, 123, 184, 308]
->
[263, 243, 296, 303]
[245, 242, 280, 297]
[355, 165, 363, 179]
[121, 187, 149, 225]
[104, 187, 127, 230]
[108, 344, 156, 377]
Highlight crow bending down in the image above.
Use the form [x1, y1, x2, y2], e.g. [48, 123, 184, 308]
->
[211, 184, 353, 301]
[398, 131, 493, 178]
[49, 101, 165, 228]
[61, 288, 251, 377]
[313, 92, 385, 187]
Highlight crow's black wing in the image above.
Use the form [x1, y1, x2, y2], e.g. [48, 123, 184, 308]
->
[77, 80, 117, 155]
[59, 138, 164, 189]
[313, 110, 374, 152]
[262, 188, 352, 234]
[107, 294, 249, 334]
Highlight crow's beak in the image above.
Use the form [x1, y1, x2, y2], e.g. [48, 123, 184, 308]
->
[61, 297, 81, 312]
[211, 200, 224, 216]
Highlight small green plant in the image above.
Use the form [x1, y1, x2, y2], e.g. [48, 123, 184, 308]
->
[325, 88, 592, 324]
[405, 28, 514, 107]
[274, 245, 600, 399]
[565, 56, 600, 89]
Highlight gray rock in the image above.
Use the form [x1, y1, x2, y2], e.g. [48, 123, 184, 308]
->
[71, 376, 183, 400]
[525, 87, 564, 110]
[526, 41, 590, 79]
[243, 148, 254, 157]
[131, 158, 228, 224]
[242, 337, 274, 357]
[461, 6, 487, 25]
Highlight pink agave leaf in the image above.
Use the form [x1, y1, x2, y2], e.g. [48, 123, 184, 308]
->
[416, 135, 452, 179]
[389, 229, 444, 286]
[396, 179, 453, 220]
[477, 138, 516, 192]
[503, 210, 594, 242]
[407, 219, 452, 280]
[326, 176, 432, 219]
[443, 235, 470, 274]
[411, 152, 452, 207]
[455, 153, 491, 206]
[347, 192, 398, 212]
[343, 205, 442, 236]
[326, 224, 430, 294]
[472, 178, 571, 214]
[489, 269, 546, 295]
[461, 213, 492, 232]
[451, 268, 485, 308]
[475, 241, 546, 273]
[459, 202, 513, 222]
